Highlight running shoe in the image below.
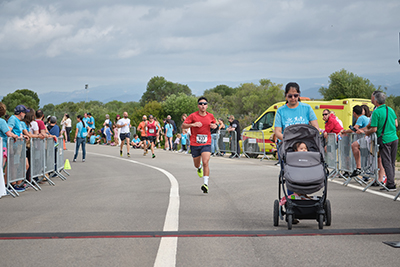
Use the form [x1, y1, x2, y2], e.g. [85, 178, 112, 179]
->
[127, 153, 130, 157]
[197, 166, 203, 178]
[350, 168, 361, 177]
[13, 185, 25, 192]
[152, 154, 156, 158]
[120, 151, 123, 157]
[201, 184, 208, 194]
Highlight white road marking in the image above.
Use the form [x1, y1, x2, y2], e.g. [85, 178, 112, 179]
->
[87, 152, 179, 267]
[330, 179, 400, 201]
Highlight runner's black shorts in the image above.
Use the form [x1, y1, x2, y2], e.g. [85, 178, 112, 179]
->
[191, 145, 211, 158]
[120, 132, 131, 141]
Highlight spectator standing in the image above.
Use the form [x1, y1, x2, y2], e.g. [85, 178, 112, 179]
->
[7, 105, 30, 192]
[218, 118, 226, 156]
[165, 119, 174, 150]
[64, 114, 72, 142]
[182, 97, 218, 194]
[227, 115, 241, 158]
[116, 112, 131, 157]
[47, 116, 60, 138]
[105, 124, 112, 145]
[0, 103, 19, 193]
[180, 129, 188, 152]
[73, 115, 87, 162]
[60, 114, 68, 142]
[167, 115, 177, 135]
[322, 109, 343, 138]
[362, 92, 398, 191]
[210, 119, 219, 156]
[35, 110, 48, 136]
[114, 114, 121, 145]
[173, 133, 181, 151]
[87, 113, 95, 136]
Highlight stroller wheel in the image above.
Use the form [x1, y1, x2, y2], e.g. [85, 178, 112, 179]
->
[318, 214, 324, 229]
[324, 199, 332, 226]
[287, 214, 293, 230]
[273, 200, 279, 226]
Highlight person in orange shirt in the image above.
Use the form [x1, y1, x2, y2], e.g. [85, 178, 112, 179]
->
[137, 115, 149, 155]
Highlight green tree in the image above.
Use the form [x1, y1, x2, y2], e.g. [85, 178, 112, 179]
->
[163, 93, 199, 128]
[203, 84, 235, 97]
[319, 69, 378, 100]
[1, 89, 40, 113]
[140, 76, 192, 105]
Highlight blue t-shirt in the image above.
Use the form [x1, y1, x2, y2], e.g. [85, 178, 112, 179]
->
[132, 137, 141, 144]
[89, 135, 100, 144]
[275, 102, 318, 133]
[0, 118, 10, 148]
[49, 124, 60, 137]
[181, 133, 187, 145]
[8, 115, 23, 137]
[76, 121, 87, 138]
[87, 117, 95, 129]
[355, 115, 369, 129]
[82, 117, 90, 128]
[165, 123, 174, 138]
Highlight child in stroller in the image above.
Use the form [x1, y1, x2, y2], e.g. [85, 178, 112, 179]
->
[273, 124, 331, 230]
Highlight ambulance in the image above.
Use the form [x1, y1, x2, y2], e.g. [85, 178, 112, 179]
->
[241, 98, 374, 158]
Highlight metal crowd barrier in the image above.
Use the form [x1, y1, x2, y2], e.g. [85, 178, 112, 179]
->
[325, 132, 387, 192]
[241, 129, 268, 160]
[55, 136, 69, 180]
[3, 136, 71, 198]
[218, 130, 239, 157]
[325, 133, 341, 180]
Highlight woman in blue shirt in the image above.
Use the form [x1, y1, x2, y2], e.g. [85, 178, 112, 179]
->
[73, 115, 87, 162]
[274, 82, 319, 141]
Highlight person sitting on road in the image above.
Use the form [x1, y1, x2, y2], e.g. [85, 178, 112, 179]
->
[130, 134, 143, 149]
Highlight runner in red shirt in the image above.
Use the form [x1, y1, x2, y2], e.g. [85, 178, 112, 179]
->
[146, 115, 158, 158]
[182, 97, 218, 194]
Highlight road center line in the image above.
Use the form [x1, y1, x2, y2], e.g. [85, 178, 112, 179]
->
[87, 152, 179, 267]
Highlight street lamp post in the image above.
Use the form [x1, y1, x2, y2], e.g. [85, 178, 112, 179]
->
[84, 84, 89, 110]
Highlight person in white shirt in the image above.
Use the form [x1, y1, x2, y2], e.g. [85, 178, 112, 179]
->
[64, 114, 72, 142]
[116, 111, 131, 157]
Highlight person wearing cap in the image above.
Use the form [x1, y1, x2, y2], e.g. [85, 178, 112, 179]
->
[47, 116, 60, 137]
[227, 115, 241, 158]
[7, 104, 30, 192]
[0, 102, 19, 194]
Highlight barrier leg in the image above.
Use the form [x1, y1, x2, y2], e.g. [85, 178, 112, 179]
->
[6, 187, 16, 198]
[394, 190, 400, 201]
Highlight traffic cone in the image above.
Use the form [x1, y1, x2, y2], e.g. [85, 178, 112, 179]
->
[63, 138, 67, 150]
[64, 159, 71, 170]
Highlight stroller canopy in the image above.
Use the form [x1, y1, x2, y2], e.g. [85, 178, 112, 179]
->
[279, 124, 324, 158]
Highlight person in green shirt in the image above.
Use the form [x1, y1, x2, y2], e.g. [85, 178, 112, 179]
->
[363, 92, 398, 191]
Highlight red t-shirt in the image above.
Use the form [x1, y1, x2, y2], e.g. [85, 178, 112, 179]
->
[36, 119, 46, 132]
[184, 111, 216, 146]
[147, 121, 157, 137]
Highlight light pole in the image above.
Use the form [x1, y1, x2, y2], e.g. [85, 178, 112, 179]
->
[84, 84, 89, 110]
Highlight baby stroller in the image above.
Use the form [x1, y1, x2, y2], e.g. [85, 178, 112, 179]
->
[273, 124, 331, 230]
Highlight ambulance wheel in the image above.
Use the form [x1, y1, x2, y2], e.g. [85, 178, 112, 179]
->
[273, 200, 279, 226]
[287, 214, 293, 230]
[318, 214, 324, 229]
[324, 199, 331, 226]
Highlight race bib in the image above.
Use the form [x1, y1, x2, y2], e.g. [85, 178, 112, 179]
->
[196, 134, 207, 144]
[149, 129, 154, 134]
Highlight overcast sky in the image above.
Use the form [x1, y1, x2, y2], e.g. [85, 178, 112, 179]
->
[0, 0, 399, 97]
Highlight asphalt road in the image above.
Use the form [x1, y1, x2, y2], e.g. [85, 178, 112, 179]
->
[0, 143, 399, 267]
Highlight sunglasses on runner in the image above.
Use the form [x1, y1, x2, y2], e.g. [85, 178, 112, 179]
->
[323, 113, 329, 116]
[287, 94, 299, 98]
[198, 102, 208, 105]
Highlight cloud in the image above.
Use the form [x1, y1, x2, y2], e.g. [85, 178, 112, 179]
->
[0, 0, 399, 96]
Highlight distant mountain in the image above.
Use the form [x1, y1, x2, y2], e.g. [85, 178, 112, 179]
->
[38, 74, 399, 106]
[39, 84, 143, 106]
